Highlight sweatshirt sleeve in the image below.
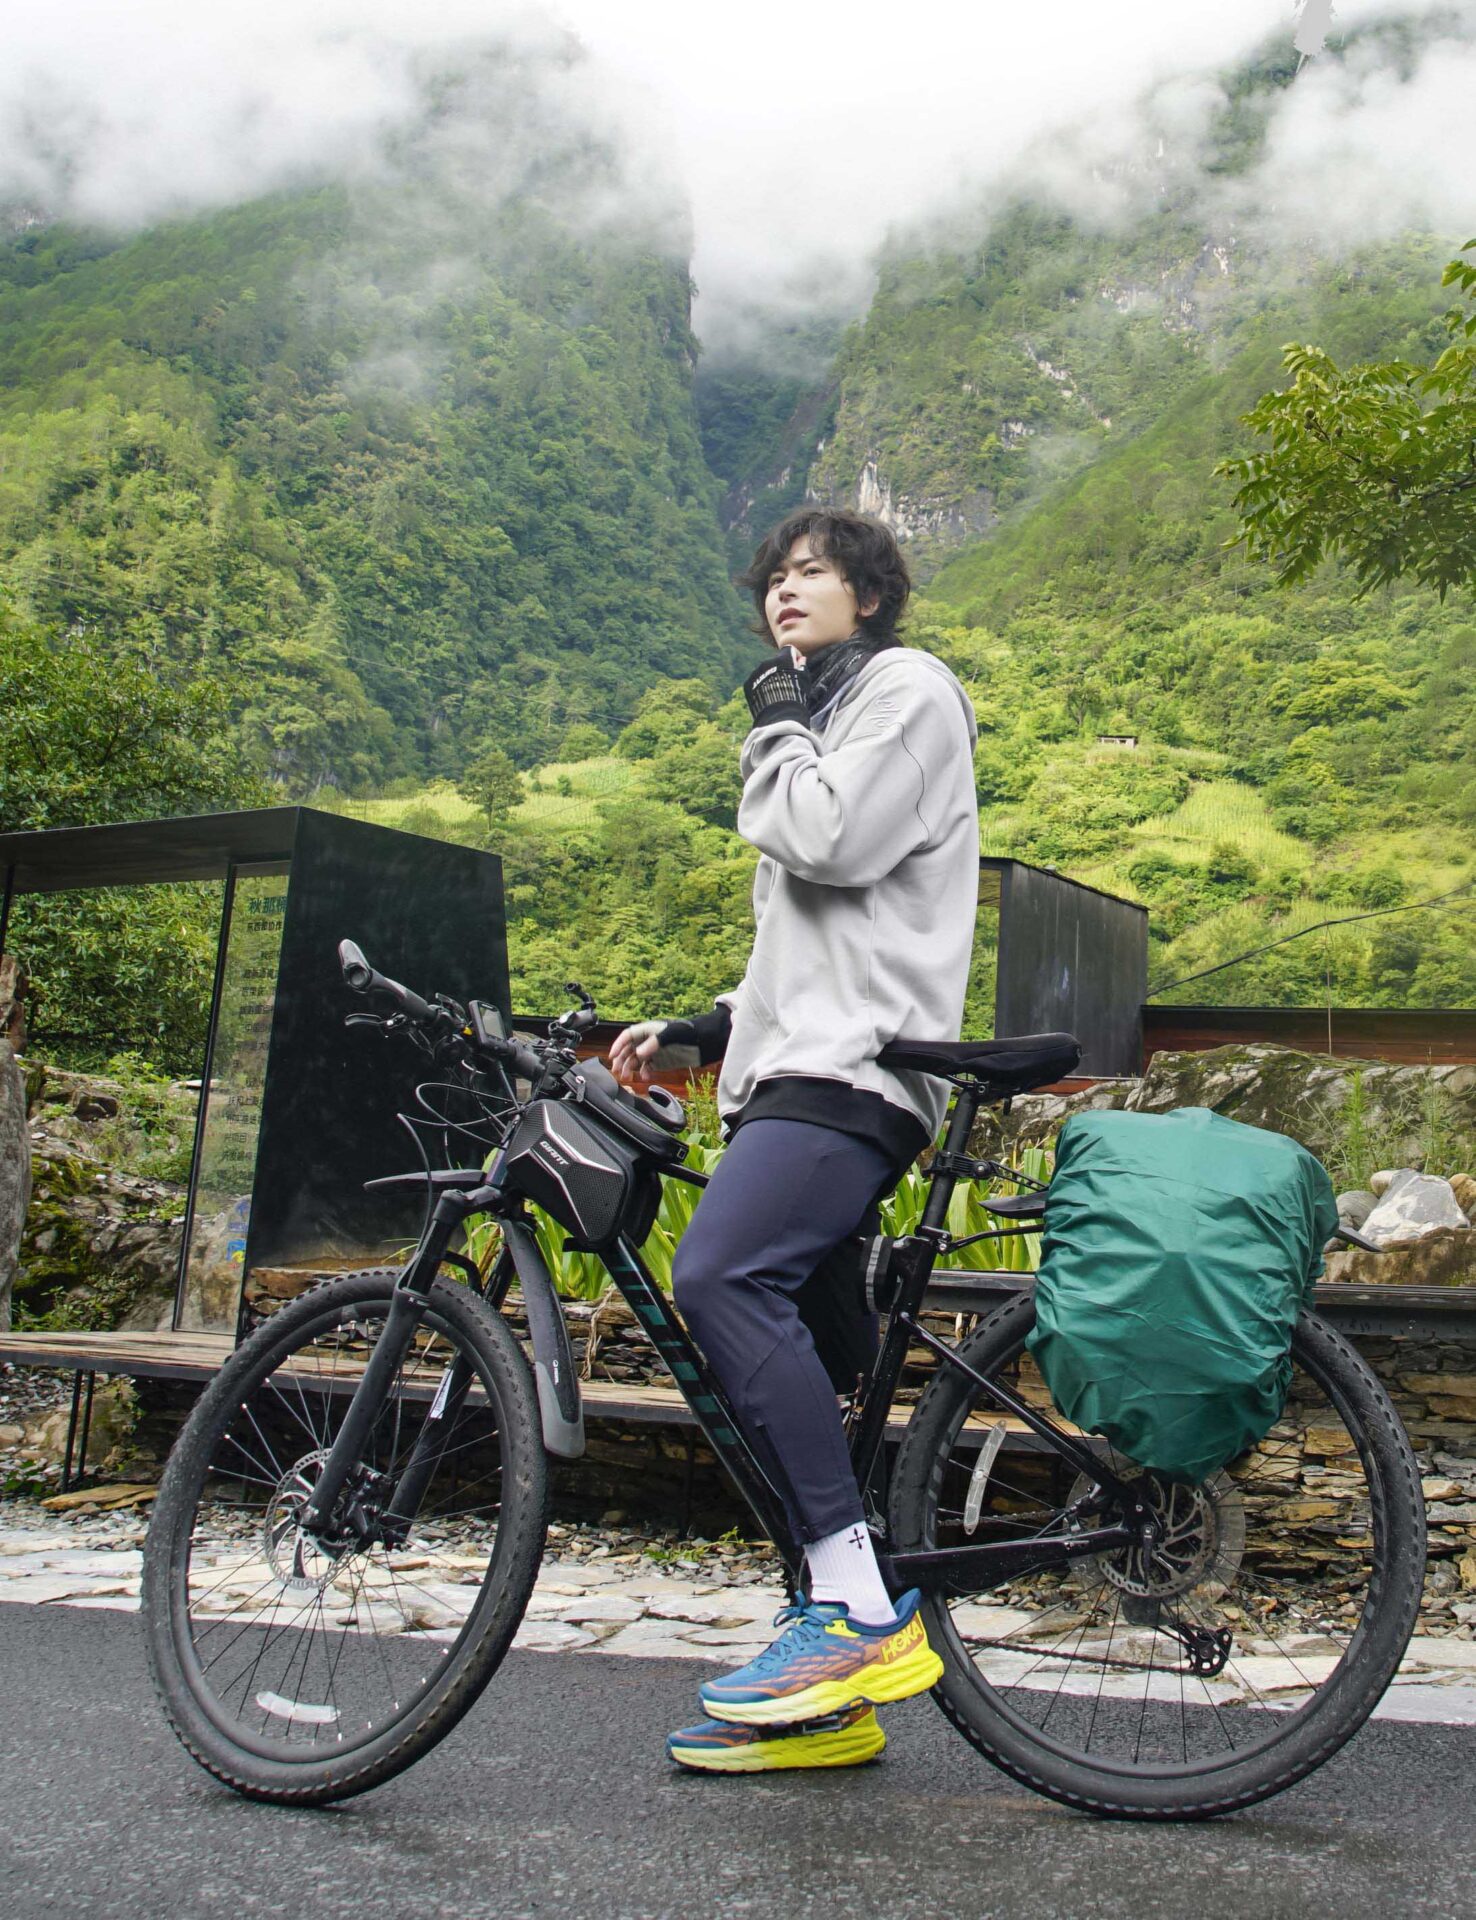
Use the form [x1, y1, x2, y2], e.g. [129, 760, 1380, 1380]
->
[736, 666, 955, 886]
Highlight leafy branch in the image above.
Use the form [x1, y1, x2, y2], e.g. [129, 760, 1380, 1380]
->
[1217, 241, 1476, 599]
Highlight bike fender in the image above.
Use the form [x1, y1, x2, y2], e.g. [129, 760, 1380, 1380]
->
[500, 1219, 586, 1460]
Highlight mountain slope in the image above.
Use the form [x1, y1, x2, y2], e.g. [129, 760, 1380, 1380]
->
[0, 129, 747, 785]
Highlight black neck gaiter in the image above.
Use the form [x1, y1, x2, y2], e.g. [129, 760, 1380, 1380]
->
[803, 632, 900, 727]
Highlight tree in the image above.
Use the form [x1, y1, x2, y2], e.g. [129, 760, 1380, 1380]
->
[558, 722, 609, 760]
[0, 604, 273, 1069]
[0, 607, 268, 832]
[614, 679, 719, 760]
[458, 744, 524, 830]
[1219, 241, 1476, 598]
[643, 723, 743, 829]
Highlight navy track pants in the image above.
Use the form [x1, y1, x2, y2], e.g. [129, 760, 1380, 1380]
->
[670, 1118, 895, 1546]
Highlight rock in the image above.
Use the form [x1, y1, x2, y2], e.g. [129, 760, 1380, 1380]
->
[0, 954, 25, 1051]
[39, 1483, 157, 1513]
[22, 1380, 143, 1475]
[16, 1112, 183, 1332]
[1361, 1173, 1470, 1247]
[511, 1620, 597, 1653]
[973, 1045, 1476, 1177]
[1336, 1190, 1377, 1230]
[0, 1040, 30, 1331]
[1323, 1227, 1476, 1289]
[71, 1092, 120, 1123]
[1451, 1174, 1476, 1221]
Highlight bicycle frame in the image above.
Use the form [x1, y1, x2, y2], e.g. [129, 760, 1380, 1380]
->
[301, 1078, 1146, 1587]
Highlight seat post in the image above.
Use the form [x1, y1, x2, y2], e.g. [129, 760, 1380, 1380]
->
[919, 1082, 981, 1237]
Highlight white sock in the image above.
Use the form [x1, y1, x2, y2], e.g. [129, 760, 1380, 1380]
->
[805, 1522, 896, 1626]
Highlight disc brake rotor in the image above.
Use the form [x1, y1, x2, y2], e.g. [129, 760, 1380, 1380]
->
[1069, 1458, 1246, 1602]
[263, 1449, 356, 1594]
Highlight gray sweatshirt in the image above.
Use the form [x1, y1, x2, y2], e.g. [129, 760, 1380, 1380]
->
[715, 646, 980, 1147]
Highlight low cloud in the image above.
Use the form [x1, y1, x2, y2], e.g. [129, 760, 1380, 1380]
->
[0, 0, 1469, 359]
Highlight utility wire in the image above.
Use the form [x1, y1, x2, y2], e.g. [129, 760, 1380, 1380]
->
[1146, 881, 1476, 999]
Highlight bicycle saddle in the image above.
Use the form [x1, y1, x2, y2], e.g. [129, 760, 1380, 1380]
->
[877, 1032, 1081, 1095]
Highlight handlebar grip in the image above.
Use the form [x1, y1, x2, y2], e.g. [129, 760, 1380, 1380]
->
[337, 938, 437, 1025]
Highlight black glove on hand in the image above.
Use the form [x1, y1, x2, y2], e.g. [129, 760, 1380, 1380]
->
[743, 657, 810, 730]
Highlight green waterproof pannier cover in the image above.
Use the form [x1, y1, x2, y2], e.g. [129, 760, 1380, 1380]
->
[1027, 1107, 1338, 1484]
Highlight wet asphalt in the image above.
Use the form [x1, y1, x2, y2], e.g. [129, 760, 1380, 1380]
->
[1, 1605, 1474, 1919]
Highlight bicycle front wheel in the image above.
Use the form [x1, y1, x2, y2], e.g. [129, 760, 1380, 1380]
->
[143, 1269, 548, 1804]
[889, 1292, 1425, 1820]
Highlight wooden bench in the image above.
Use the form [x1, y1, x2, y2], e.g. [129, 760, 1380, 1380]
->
[5, 1274, 1474, 1488]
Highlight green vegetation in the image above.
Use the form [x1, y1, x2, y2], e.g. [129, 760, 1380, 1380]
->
[0, 605, 268, 1068]
[0, 176, 748, 788]
[1220, 242, 1476, 599]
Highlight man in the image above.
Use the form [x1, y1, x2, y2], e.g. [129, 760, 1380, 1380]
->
[610, 507, 979, 1773]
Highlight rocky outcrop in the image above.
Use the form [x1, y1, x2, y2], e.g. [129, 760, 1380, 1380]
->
[14, 1062, 187, 1331]
[0, 1041, 30, 1330]
[848, 458, 996, 549]
[1325, 1228, 1476, 1289]
[0, 955, 25, 1050]
[975, 1044, 1476, 1180]
[19, 1128, 183, 1331]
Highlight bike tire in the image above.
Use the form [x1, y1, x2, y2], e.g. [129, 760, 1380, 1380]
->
[889, 1292, 1425, 1820]
[143, 1269, 548, 1805]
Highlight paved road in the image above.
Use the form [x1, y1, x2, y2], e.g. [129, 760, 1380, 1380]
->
[3, 1607, 1475, 1920]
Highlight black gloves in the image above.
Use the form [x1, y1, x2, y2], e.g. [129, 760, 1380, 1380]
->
[743, 657, 809, 730]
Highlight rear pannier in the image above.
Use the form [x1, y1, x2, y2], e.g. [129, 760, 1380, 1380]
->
[1028, 1107, 1339, 1484]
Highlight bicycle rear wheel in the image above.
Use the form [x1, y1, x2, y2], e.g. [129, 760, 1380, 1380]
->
[143, 1269, 547, 1804]
[889, 1292, 1425, 1819]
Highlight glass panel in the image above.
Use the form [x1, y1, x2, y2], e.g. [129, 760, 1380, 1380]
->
[178, 870, 288, 1330]
[965, 867, 1000, 1040]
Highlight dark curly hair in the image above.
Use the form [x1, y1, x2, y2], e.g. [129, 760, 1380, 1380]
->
[739, 507, 911, 646]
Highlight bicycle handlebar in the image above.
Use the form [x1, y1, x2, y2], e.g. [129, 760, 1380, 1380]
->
[338, 939, 439, 1026]
[338, 938, 549, 1084]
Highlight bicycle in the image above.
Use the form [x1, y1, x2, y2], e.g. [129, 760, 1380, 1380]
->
[142, 942, 1427, 1819]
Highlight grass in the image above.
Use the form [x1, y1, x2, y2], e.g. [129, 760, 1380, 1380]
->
[326, 757, 637, 840]
[1125, 780, 1308, 872]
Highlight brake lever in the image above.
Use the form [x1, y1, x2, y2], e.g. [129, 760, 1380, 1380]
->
[345, 1013, 389, 1031]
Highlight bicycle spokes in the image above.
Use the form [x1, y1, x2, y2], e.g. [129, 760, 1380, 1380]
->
[177, 1303, 510, 1754]
[927, 1349, 1390, 1772]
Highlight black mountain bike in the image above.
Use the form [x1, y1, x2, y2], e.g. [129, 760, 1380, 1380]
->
[143, 943, 1426, 1819]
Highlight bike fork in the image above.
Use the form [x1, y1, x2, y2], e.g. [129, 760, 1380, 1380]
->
[298, 1196, 466, 1539]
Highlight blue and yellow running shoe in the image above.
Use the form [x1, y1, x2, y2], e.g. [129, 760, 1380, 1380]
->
[666, 1703, 885, 1773]
[699, 1590, 943, 1727]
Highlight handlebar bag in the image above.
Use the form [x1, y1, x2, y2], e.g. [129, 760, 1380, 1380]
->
[1027, 1107, 1338, 1484]
[501, 1098, 665, 1251]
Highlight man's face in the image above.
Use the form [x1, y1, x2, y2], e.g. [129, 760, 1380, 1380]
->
[764, 539, 876, 657]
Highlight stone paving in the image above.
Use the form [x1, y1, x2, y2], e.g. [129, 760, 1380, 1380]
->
[5, 1498, 1476, 1723]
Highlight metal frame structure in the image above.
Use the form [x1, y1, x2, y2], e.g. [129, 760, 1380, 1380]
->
[0, 808, 509, 1336]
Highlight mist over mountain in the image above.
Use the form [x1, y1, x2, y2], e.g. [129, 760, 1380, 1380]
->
[0, 40, 746, 784]
[3, 9, 1474, 1031]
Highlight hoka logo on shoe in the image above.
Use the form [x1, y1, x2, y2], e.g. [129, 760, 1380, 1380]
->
[881, 1619, 924, 1660]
